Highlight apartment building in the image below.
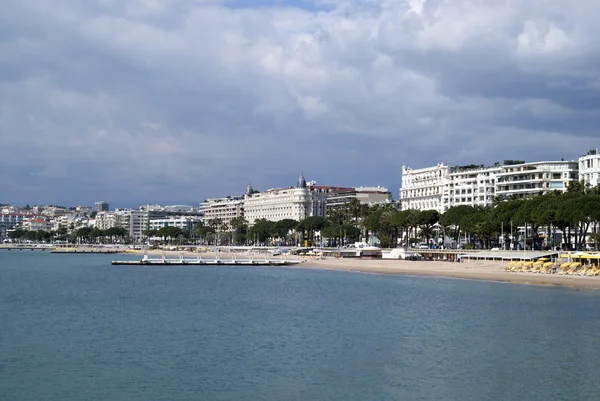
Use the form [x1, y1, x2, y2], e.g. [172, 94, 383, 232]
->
[149, 216, 200, 232]
[446, 165, 501, 208]
[0, 214, 24, 239]
[200, 195, 245, 228]
[495, 161, 578, 198]
[23, 217, 52, 232]
[114, 209, 148, 242]
[95, 211, 117, 230]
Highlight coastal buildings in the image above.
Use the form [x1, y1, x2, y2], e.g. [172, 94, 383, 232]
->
[579, 149, 600, 189]
[496, 161, 578, 198]
[243, 175, 328, 226]
[400, 164, 452, 213]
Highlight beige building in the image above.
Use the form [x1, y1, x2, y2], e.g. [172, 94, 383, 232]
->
[244, 175, 328, 225]
[200, 195, 245, 228]
[95, 211, 117, 230]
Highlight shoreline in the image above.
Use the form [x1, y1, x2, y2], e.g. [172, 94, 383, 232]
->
[300, 258, 600, 291]
[4, 247, 599, 290]
[133, 250, 600, 291]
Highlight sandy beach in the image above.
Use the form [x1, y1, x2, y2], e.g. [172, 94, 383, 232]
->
[129, 249, 600, 291]
[301, 258, 600, 290]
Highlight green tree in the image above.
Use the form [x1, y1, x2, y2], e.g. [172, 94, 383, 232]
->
[230, 217, 249, 245]
[416, 210, 440, 246]
[247, 219, 275, 245]
[273, 219, 298, 246]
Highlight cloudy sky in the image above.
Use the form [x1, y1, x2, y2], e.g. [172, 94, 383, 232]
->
[2, 0, 599, 207]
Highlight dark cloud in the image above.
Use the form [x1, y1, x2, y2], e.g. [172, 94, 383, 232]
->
[1, 0, 599, 206]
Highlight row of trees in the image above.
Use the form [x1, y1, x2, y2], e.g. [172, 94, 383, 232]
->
[7, 226, 129, 244]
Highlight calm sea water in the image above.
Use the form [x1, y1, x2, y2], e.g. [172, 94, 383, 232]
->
[1, 251, 600, 401]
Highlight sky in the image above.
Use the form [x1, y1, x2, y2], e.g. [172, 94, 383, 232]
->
[1, 0, 600, 207]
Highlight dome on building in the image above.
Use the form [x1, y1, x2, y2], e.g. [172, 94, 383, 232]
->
[245, 183, 254, 196]
[296, 174, 307, 189]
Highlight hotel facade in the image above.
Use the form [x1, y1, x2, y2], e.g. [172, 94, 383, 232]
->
[495, 161, 578, 198]
[400, 164, 452, 213]
[401, 159, 580, 213]
[446, 165, 501, 210]
[243, 175, 328, 226]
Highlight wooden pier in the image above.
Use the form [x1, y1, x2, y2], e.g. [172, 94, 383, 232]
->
[51, 249, 122, 254]
[111, 257, 302, 266]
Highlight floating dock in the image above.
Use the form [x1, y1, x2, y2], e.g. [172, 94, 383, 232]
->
[52, 249, 122, 254]
[111, 257, 302, 266]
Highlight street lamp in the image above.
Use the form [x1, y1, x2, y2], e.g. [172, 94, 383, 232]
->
[433, 223, 446, 249]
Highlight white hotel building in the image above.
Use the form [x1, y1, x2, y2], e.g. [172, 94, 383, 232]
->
[400, 164, 452, 213]
[244, 175, 328, 226]
[495, 161, 578, 198]
[446, 165, 501, 209]
[579, 149, 600, 189]
[401, 159, 579, 212]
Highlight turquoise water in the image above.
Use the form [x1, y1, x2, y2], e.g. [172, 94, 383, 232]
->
[1, 251, 600, 401]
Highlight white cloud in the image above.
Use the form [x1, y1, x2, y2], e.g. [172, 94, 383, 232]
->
[1, 0, 599, 205]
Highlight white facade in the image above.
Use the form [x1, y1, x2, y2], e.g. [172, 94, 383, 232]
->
[496, 161, 579, 198]
[23, 218, 51, 232]
[0, 214, 24, 228]
[446, 166, 501, 208]
[149, 216, 200, 231]
[244, 175, 328, 225]
[200, 196, 244, 227]
[579, 150, 600, 189]
[400, 164, 452, 213]
[1, 214, 24, 239]
[95, 211, 117, 230]
[115, 210, 148, 242]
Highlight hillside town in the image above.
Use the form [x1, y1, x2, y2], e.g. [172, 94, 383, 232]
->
[2, 148, 600, 250]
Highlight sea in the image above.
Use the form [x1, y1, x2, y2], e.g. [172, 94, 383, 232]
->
[1, 251, 600, 401]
